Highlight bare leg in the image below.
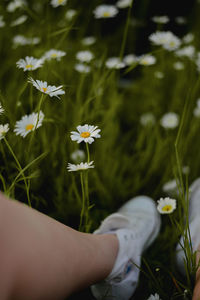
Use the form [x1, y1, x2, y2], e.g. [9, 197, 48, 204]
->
[0, 192, 118, 300]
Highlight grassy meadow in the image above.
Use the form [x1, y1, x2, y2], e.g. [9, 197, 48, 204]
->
[1, 0, 200, 299]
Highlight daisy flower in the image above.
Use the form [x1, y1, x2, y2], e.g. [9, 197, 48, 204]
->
[116, 0, 132, 8]
[93, 5, 118, 19]
[151, 15, 169, 24]
[0, 16, 5, 28]
[175, 46, 195, 59]
[16, 56, 43, 71]
[70, 124, 101, 144]
[13, 35, 40, 47]
[182, 165, 190, 174]
[157, 197, 176, 214]
[7, 0, 27, 13]
[11, 15, 27, 26]
[175, 16, 187, 24]
[0, 124, 9, 140]
[162, 179, 177, 193]
[14, 111, 44, 138]
[42, 49, 66, 61]
[193, 98, 200, 117]
[123, 54, 137, 66]
[182, 33, 194, 44]
[76, 51, 94, 63]
[149, 31, 181, 51]
[81, 36, 96, 46]
[160, 112, 179, 129]
[105, 57, 126, 69]
[196, 52, 200, 72]
[65, 9, 77, 20]
[50, 0, 67, 8]
[138, 54, 156, 66]
[147, 293, 161, 300]
[74, 63, 91, 73]
[0, 103, 4, 115]
[140, 112, 156, 126]
[173, 61, 184, 70]
[28, 77, 65, 99]
[154, 71, 164, 79]
[70, 149, 85, 163]
[67, 161, 94, 172]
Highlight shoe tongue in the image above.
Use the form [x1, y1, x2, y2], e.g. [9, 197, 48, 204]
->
[94, 213, 131, 234]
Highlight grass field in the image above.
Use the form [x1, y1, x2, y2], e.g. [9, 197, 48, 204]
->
[1, 0, 200, 299]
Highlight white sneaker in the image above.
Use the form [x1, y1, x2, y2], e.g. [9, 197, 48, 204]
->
[91, 195, 161, 300]
[176, 178, 200, 274]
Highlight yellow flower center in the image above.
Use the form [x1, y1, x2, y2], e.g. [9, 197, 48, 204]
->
[103, 12, 110, 17]
[58, 0, 64, 3]
[42, 87, 47, 92]
[25, 124, 34, 131]
[25, 64, 33, 69]
[169, 41, 175, 47]
[162, 205, 172, 212]
[80, 131, 90, 138]
[51, 53, 57, 57]
[141, 59, 148, 65]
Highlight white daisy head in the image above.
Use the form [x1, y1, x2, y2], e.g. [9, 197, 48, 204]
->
[50, 0, 67, 8]
[157, 197, 176, 214]
[147, 293, 161, 300]
[173, 61, 184, 70]
[28, 77, 65, 99]
[93, 5, 118, 19]
[138, 54, 156, 66]
[67, 161, 94, 172]
[0, 124, 9, 140]
[7, 0, 27, 13]
[154, 71, 164, 79]
[0, 103, 4, 115]
[70, 149, 85, 163]
[160, 112, 179, 129]
[140, 112, 156, 126]
[76, 50, 94, 63]
[149, 31, 181, 51]
[74, 63, 91, 73]
[11, 15, 27, 27]
[182, 165, 190, 174]
[0, 16, 5, 28]
[194, 107, 200, 117]
[196, 52, 200, 72]
[13, 35, 40, 47]
[105, 57, 126, 69]
[175, 16, 187, 25]
[65, 9, 77, 20]
[175, 45, 195, 59]
[123, 54, 138, 66]
[16, 56, 43, 71]
[116, 0, 133, 9]
[162, 179, 177, 193]
[81, 36, 96, 46]
[14, 111, 44, 138]
[70, 124, 101, 144]
[182, 33, 194, 44]
[42, 49, 66, 61]
[151, 15, 169, 24]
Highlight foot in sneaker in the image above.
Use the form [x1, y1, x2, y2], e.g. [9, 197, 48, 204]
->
[91, 195, 161, 300]
[176, 178, 200, 274]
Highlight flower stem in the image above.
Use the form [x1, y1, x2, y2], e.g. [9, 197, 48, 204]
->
[4, 137, 31, 207]
[79, 171, 86, 231]
[119, 1, 134, 60]
[86, 143, 90, 163]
